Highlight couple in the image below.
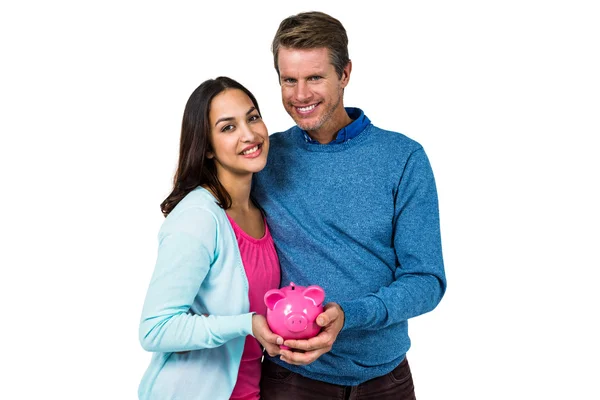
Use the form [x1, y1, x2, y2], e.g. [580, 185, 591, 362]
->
[138, 11, 447, 400]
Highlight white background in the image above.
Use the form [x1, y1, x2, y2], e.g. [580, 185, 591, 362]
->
[1, 1, 599, 399]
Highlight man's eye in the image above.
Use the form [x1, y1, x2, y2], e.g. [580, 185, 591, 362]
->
[309, 76, 321, 81]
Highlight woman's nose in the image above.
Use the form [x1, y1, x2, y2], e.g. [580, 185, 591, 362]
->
[239, 123, 256, 142]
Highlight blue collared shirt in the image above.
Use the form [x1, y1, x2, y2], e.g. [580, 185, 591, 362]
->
[302, 107, 371, 144]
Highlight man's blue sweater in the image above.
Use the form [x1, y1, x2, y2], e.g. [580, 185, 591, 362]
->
[252, 110, 447, 385]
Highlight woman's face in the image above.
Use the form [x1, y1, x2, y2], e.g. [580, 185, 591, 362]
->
[207, 88, 269, 179]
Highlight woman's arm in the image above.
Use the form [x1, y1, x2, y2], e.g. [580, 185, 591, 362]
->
[138, 207, 253, 353]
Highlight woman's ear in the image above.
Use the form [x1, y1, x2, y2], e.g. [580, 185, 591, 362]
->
[206, 151, 214, 159]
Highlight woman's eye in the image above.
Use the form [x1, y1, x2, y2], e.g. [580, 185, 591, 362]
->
[221, 124, 234, 132]
[248, 115, 261, 122]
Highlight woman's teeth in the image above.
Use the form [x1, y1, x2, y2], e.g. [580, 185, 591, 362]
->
[242, 145, 259, 155]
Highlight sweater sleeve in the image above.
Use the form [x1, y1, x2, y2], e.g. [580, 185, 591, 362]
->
[139, 207, 253, 352]
[339, 148, 447, 331]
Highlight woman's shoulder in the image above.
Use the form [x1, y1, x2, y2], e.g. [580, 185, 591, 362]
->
[161, 187, 225, 237]
[176, 187, 221, 211]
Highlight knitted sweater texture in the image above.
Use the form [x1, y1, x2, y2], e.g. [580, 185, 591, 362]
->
[253, 118, 447, 385]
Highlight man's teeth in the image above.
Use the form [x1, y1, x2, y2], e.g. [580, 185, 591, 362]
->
[242, 145, 259, 155]
[298, 104, 316, 112]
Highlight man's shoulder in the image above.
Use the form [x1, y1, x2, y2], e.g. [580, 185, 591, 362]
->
[366, 124, 423, 152]
[269, 126, 296, 142]
[267, 126, 299, 155]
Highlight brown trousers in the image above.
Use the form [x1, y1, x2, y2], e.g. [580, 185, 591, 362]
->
[260, 357, 416, 400]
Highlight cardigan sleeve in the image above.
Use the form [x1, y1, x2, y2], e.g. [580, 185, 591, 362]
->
[139, 207, 253, 352]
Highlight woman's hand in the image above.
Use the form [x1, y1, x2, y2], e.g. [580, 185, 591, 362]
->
[252, 314, 284, 357]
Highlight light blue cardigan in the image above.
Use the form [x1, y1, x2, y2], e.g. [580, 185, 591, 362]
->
[138, 187, 253, 400]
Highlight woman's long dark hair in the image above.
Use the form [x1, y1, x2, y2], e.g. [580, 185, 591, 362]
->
[160, 76, 261, 217]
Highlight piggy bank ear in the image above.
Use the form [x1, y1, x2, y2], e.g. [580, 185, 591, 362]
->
[264, 289, 286, 310]
[302, 285, 325, 306]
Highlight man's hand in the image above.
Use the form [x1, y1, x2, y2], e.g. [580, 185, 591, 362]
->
[279, 302, 345, 365]
[252, 314, 284, 357]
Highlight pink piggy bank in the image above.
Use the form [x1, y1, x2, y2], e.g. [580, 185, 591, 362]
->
[264, 282, 325, 349]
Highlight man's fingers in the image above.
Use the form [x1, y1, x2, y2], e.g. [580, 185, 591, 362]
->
[280, 349, 322, 365]
[284, 332, 332, 351]
[283, 339, 304, 350]
[278, 303, 344, 365]
[317, 305, 341, 326]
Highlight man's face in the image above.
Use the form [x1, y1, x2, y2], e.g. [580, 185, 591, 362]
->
[277, 47, 351, 139]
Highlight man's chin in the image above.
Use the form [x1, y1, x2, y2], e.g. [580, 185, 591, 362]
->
[294, 120, 320, 132]
[288, 112, 317, 130]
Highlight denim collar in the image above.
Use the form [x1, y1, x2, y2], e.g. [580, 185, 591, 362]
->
[302, 108, 370, 144]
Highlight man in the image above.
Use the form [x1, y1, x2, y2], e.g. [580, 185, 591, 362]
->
[252, 11, 447, 400]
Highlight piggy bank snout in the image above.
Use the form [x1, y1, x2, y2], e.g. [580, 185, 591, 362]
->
[285, 313, 308, 332]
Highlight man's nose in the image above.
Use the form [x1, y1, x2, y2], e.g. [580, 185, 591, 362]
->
[294, 82, 311, 102]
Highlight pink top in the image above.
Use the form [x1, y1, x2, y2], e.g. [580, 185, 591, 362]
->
[228, 214, 281, 400]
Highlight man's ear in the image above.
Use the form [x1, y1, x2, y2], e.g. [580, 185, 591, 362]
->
[341, 60, 352, 88]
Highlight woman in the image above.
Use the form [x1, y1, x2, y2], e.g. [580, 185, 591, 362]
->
[138, 77, 282, 400]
